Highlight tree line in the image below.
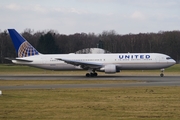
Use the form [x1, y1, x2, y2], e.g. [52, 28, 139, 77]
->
[0, 29, 180, 63]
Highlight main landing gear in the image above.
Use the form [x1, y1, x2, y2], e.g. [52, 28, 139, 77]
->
[86, 72, 98, 77]
[160, 69, 164, 77]
[86, 69, 98, 77]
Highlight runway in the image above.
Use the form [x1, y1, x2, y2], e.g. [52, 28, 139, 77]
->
[0, 75, 180, 90]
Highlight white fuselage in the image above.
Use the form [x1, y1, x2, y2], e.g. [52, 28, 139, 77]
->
[12, 53, 176, 71]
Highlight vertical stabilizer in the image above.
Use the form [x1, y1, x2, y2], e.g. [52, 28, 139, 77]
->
[8, 29, 40, 58]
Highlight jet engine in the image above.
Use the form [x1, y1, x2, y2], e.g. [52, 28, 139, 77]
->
[100, 64, 120, 74]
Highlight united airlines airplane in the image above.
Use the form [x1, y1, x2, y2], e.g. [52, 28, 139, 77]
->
[7, 29, 176, 77]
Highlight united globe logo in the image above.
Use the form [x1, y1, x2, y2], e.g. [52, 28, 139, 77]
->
[18, 41, 39, 57]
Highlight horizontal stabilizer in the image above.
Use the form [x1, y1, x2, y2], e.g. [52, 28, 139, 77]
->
[5, 57, 33, 62]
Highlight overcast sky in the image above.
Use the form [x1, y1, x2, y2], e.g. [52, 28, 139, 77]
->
[1, 0, 180, 35]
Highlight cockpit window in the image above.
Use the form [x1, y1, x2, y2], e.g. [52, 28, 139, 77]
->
[166, 57, 172, 60]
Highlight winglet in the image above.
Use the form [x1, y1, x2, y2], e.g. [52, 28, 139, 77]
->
[8, 29, 40, 58]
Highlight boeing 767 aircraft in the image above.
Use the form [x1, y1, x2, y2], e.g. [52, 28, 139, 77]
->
[7, 29, 176, 77]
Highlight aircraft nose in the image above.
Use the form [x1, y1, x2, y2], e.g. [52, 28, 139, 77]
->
[173, 59, 176, 64]
[169, 59, 176, 65]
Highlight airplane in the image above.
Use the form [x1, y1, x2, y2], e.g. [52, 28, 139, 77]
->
[7, 29, 176, 77]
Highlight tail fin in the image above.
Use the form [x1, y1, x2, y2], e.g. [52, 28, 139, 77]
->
[8, 29, 40, 58]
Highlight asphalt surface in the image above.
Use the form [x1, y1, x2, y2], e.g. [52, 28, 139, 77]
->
[0, 75, 180, 90]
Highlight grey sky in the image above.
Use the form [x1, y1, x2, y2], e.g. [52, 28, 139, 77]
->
[0, 0, 179, 34]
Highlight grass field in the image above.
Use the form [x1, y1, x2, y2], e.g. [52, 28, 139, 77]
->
[0, 64, 180, 120]
[0, 87, 180, 120]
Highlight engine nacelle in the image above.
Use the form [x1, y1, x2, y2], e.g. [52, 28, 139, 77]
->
[100, 64, 119, 74]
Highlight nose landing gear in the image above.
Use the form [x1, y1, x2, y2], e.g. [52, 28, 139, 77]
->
[160, 69, 164, 77]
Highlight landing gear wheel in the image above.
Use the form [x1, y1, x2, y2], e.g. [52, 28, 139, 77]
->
[86, 73, 90, 77]
[160, 69, 165, 77]
[85, 72, 98, 77]
[90, 73, 94, 77]
[94, 73, 97, 77]
[160, 73, 164, 77]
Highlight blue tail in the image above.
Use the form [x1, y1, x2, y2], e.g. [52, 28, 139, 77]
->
[8, 29, 40, 58]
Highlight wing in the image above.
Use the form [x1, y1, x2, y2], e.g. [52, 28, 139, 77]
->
[56, 58, 103, 69]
